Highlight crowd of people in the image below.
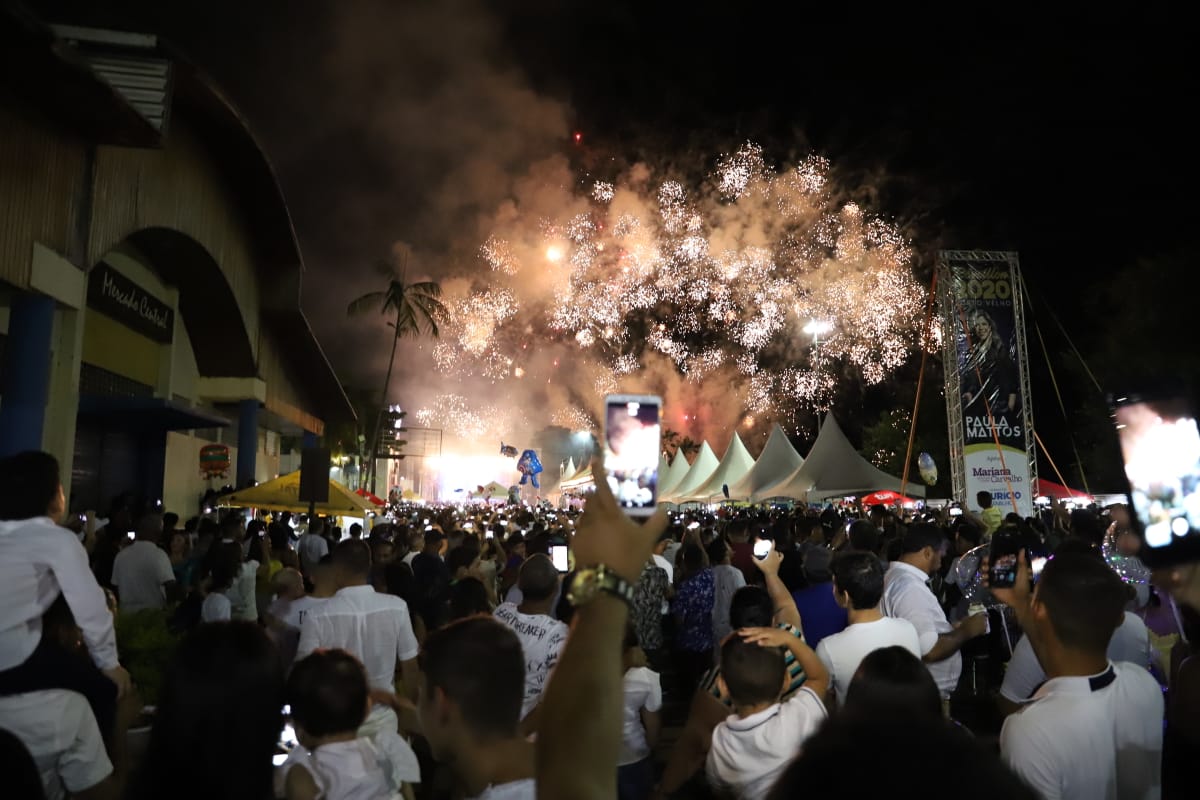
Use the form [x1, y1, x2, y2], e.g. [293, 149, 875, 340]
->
[1, 449, 1198, 800]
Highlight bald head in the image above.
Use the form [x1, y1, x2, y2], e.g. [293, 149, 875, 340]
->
[273, 567, 304, 600]
[518, 554, 559, 602]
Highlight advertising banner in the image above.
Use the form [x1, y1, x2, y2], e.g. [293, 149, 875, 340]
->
[941, 253, 1035, 517]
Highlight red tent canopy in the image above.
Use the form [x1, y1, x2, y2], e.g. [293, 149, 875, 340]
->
[1033, 479, 1090, 501]
[354, 488, 386, 506]
[861, 490, 917, 507]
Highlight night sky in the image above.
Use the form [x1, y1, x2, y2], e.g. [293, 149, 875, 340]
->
[24, 1, 1198, 460]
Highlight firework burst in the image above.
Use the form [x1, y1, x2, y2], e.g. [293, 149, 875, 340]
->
[417, 143, 925, 439]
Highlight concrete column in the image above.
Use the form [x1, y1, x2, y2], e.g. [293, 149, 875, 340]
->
[237, 399, 259, 488]
[302, 430, 319, 450]
[0, 292, 55, 457]
[43, 305, 85, 504]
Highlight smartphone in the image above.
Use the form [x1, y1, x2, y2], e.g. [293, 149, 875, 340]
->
[949, 508, 963, 517]
[463, 522, 474, 530]
[485, 529, 494, 540]
[687, 521, 700, 531]
[1113, 393, 1200, 566]
[551, 544, 569, 572]
[753, 539, 772, 560]
[126, 531, 136, 541]
[988, 528, 1021, 588]
[603, 394, 661, 517]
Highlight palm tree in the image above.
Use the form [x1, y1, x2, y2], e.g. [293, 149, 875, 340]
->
[347, 255, 447, 493]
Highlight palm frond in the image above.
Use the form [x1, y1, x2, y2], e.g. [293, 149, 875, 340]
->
[346, 291, 388, 316]
[408, 280, 444, 298]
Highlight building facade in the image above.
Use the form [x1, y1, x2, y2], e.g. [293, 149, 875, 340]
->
[0, 16, 352, 516]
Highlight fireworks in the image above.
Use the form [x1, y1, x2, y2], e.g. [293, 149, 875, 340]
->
[418, 142, 925, 439]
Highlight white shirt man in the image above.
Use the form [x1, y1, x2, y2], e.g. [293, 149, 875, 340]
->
[1001, 661, 1162, 800]
[0, 517, 119, 673]
[297, 530, 330, 572]
[711, 563, 747, 642]
[1000, 611, 1151, 706]
[816, 616, 922, 704]
[297, 579, 420, 736]
[0, 689, 113, 800]
[493, 601, 569, 720]
[653, 547, 674, 614]
[112, 539, 176, 612]
[881, 560, 961, 696]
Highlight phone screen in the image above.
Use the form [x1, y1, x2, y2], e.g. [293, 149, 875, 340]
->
[753, 539, 772, 560]
[1114, 396, 1200, 564]
[126, 531, 136, 541]
[551, 545, 569, 572]
[604, 395, 661, 517]
[949, 508, 963, 517]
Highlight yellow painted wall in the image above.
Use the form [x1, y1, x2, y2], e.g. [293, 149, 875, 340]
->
[81, 310, 159, 388]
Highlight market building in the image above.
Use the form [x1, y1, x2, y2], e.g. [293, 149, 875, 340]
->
[0, 13, 353, 516]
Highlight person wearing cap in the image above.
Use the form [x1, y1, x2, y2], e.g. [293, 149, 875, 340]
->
[789, 546, 847, 649]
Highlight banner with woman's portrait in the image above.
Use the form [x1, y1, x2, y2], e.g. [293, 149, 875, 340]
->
[939, 252, 1035, 516]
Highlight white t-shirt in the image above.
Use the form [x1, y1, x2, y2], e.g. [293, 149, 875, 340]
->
[279, 730, 420, 800]
[201, 592, 232, 622]
[620, 667, 663, 765]
[0, 689, 113, 800]
[468, 778, 536, 800]
[1000, 611, 1152, 704]
[0, 517, 118, 671]
[816, 615, 922, 704]
[711, 564, 747, 643]
[298, 533, 330, 568]
[401, 551, 419, 568]
[269, 595, 329, 630]
[222, 560, 259, 622]
[111, 540, 176, 612]
[881, 561, 960, 696]
[707, 686, 827, 800]
[1000, 661, 1163, 800]
[653, 553, 674, 614]
[297, 585, 421, 692]
[493, 602, 569, 719]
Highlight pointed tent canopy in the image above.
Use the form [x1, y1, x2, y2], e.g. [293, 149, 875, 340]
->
[678, 433, 756, 502]
[760, 415, 926, 501]
[563, 457, 577, 480]
[476, 480, 510, 499]
[661, 441, 719, 503]
[561, 464, 594, 491]
[726, 424, 805, 502]
[221, 471, 376, 515]
[658, 450, 693, 498]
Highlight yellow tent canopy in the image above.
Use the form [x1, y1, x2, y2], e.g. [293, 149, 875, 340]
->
[220, 471, 375, 515]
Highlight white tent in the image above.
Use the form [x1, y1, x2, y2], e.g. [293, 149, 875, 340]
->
[658, 450, 692, 498]
[759, 415, 926, 500]
[563, 457, 577, 480]
[661, 441, 719, 503]
[677, 433, 756, 502]
[560, 463, 594, 491]
[726, 424, 804, 501]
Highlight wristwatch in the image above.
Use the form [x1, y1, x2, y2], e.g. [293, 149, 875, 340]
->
[567, 565, 635, 607]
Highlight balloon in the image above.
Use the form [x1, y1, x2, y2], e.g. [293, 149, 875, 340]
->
[918, 452, 938, 486]
[951, 542, 992, 604]
[517, 449, 544, 489]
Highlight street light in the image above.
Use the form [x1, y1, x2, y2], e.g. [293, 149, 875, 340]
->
[802, 319, 833, 339]
[802, 321, 834, 432]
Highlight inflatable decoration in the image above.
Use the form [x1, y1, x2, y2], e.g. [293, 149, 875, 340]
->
[918, 452, 938, 486]
[500, 443, 519, 458]
[517, 449, 543, 488]
[199, 444, 230, 479]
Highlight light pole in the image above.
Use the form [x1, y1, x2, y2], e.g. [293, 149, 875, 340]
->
[803, 320, 833, 431]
